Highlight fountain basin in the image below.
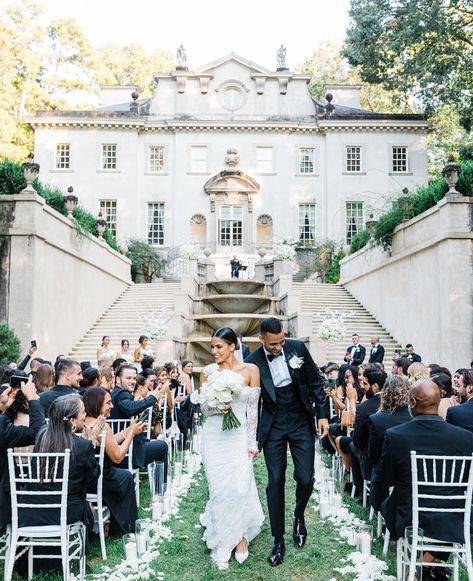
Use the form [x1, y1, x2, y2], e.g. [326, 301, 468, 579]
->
[181, 337, 262, 363]
[201, 294, 276, 314]
[190, 314, 284, 336]
[205, 280, 268, 295]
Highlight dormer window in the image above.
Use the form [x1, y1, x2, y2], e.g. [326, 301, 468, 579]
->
[216, 80, 248, 112]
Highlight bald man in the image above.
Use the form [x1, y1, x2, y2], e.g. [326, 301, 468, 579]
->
[375, 380, 473, 567]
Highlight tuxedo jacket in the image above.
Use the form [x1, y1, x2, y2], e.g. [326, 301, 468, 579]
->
[402, 353, 422, 363]
[446, 398, 473, 433]
[378, 415, 473, 542]
[245, 338, 327, 450]
[344, 344, 366, 366]
[368, 344, 385, 364]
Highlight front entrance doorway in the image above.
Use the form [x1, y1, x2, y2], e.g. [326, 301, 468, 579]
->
[218, 205, 243, 250]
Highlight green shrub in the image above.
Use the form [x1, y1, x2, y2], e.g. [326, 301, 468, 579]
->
[326, 250, 345, 284]
[127, 239, 167, 283]
[350, 229, 371, 254]
[0, 323, 21, 364]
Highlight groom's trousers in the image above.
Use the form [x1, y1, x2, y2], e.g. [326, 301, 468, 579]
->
[262, 383, 315, 539]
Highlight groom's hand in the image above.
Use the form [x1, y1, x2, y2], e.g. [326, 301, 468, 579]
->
[317, 418, 329, 439]
[248, 450, 259, 460]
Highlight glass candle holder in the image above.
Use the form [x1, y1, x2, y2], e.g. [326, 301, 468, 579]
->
[403, 526, 424, 580]
[319, 491, 330, 518]
[356, 524, 373, 555]
[152, 494, 164, 520]
[135, 519, 150, 557]
[123, 533, 138, 561]
[152, 461, 165, 496]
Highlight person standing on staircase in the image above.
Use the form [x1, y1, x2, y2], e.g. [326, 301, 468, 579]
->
[230, 255, 242, 278]
[344, 334, 366, 366]
[368, 336, 385, 364]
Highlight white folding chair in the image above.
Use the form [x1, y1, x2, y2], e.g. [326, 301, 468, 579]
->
[397, 451, 473, 581]
[85, 432, 109, 560]
[108, 419, 140, 506]
[5, 448, 85, 581]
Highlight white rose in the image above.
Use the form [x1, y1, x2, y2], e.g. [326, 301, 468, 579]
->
[289, 355, 304, 369]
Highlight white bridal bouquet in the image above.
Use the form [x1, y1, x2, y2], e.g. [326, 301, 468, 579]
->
[190, 368, 244, 430]
[141, 310, 169, 340]
[318, 309, 353, 343]
[274, 243, 297, 262]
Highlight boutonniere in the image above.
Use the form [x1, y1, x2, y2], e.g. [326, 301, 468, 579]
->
[289, 354, 304, 369]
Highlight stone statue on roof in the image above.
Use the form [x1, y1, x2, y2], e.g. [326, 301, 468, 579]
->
[276, 45, 287, 70]
[177, 45, 187, 67]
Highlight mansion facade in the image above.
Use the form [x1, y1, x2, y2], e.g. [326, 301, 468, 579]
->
[28, 53, 429, 257]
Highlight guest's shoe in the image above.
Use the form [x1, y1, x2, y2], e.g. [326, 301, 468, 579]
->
[235, 550, 249, 564]
[292, 514, 307, 548]
[216, 561, 229, 571]
[268, 538, 285, 566]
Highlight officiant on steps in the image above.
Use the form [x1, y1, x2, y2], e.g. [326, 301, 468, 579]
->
[245, 318, 329, 567]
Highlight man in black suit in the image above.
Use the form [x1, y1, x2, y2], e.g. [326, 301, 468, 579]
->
[344, 334, 366, 366]
[378, 380, 473, 574]
[401, 343, 422, 363]
[39, 359, 81, 416]
[245, 318, 328, 566]
[446, 369, 473, 433]
[110, 365, 168, 476]
[368, 336, 385, 364]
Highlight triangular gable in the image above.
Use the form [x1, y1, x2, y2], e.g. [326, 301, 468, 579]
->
[195, 53, 273, 75]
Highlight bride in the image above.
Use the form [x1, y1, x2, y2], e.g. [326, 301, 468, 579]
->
[198, 327, 264, 570]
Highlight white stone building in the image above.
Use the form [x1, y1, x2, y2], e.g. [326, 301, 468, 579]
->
[29, 53, 429, 259]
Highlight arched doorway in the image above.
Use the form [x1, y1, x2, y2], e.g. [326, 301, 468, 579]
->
[256, 214, 273, 247]
[190, 214, 207, 246]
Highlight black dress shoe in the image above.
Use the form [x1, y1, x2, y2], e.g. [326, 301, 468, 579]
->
[292, 515, 307, 548]
[268, 538, 285, 566]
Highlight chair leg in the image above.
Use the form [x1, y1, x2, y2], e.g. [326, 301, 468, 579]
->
[453, 551, 459, 581]
[4, 531, 17, 581]
[376, 512, 382, 537]
[135, 471, 140, 506]
[396, 539, 403, 581]
[148, 464, 154, 496]
[98, 509, 107, 560]
[383, 528, 390, 556]
[465, 541, 473, 581]
[28, 546, 33, 580]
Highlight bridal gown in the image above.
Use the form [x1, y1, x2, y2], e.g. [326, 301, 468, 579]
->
[200, 381, 264, 566]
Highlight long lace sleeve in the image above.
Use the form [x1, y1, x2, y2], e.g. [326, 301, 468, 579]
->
[246, 387, 261, 452]
[200, 402, 221, 416]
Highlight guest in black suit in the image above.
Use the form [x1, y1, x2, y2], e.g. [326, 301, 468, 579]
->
[39, 359, 82, 416]
[368, 375, 411, 510]
[368, 336, 385, 364]
[0, 380, 45, 528]
[446, 369, 473, 433]
[378, 380, 473, 574]
[110, 365, 168, 477]
[344, 334, 366, 366]
[245, 318, 328, 566]
[401, 343, 422, 363]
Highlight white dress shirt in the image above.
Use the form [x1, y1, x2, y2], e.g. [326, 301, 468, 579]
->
[264, 347, 292, 388]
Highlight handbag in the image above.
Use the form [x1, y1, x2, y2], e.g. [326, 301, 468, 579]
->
[340, 409, 353, 428]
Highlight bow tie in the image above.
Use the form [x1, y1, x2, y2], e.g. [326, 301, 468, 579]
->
[267, 353, 283, 362]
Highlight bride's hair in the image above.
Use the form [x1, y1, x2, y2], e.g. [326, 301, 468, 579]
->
[212, 327, 240, 350]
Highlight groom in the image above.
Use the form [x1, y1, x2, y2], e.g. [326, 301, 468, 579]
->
[246, 317, 329, 566]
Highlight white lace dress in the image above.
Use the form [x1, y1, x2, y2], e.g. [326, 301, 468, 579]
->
[200, 380, 264, 565]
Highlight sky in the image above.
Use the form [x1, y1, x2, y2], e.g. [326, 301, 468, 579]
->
[37, 0, 351, 70]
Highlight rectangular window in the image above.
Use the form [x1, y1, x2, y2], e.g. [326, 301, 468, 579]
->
[99, 200, 117, 238]
[148, 145, 165, 173]
[256, 146, 272, 173]
[219, 206, 243, 247]
[298, 203, 316, 243]
[101, 144, 117, 170]
[55, 144, 70, 169]
[299, 148, 315, 174]
[345, 146, 361, 172]
[346, 202, 364, 244]
[392, 146, 408, 172]
[147, 202, 165, 245]
[190, 146, 207, 173]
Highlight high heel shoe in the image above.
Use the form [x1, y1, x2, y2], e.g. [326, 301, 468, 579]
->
[235, 550, 249, 564]
[216, 561, 229, 570]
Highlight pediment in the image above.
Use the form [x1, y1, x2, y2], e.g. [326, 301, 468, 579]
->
[204, 170, 260, 195]
[195, 53, 272, 75]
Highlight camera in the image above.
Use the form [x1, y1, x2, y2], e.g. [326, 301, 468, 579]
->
[30, 339, 37, 348]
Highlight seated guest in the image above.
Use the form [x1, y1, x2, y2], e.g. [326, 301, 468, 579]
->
[79, 367, 101, 393]
[112, 357, 127, 373]
[402, 343, 422, 362]
[0, 379, 44, 529]
[378, 380, 473, 575]
[97, 355, 113, 374]
[100, 367, 114, 392]
[17, 394, 101, 576]
[110, 365, 168, 477]
[134, 374, 151, 401]
[39, 359, 82, 416]
[33, 363, 55, 394]
[453, 368, 470, 404]
[428, 364, 452, 378]
[154, 366, 188, 438]
[446, 369, 473, 433]
[431, 372, 455, 419]
[178, 360, 195, 395]
[392, 357, 410, 377]
[141, 355, 155, 373]
[369, 375, 411, 510]
[407, 362, 430, 385]
[83, 387, 144, 535]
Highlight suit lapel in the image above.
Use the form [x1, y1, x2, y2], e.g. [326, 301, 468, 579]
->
[255, 347, 277, 403]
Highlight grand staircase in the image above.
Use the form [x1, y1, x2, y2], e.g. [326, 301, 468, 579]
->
[68, 283, 180, 363]
[294, 282, 402, 364]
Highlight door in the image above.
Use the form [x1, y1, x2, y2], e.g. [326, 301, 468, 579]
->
[218, 205, 243, 249]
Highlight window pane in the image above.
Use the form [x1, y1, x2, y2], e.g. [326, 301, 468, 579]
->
[102, 144, 117, 170]
[190, 146, 207, 172]
[346, 202, 364, 244]
[256, 147, 272, 172]
[99, 200, 117, 238]
[392, 146, 407, 172]
[219, 206, 242, 246]
[149, 146, 165, 173]
[55, 144, 70, 169]
[299, 148, 315, 174]
[147, 202, 165, 245]
[298, 203, 316, 242]
[346, 146, 361, 172]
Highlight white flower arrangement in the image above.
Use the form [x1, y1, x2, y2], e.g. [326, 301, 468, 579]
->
[274, 243, 297, 262]
[141, 310, 169, 340]
[191, 368, 244, 430]
[289, 354, 304, 369]
[179, 243, 201, 260]
[318, 309, 354, 343]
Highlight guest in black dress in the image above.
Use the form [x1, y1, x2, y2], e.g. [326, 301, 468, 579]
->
[83, 387, 145, 535]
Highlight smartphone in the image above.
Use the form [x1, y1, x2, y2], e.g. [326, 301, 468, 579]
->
[328, 378, 337, 389]
[31, 340, 37, 348]
[10, 375, 27, 389]
[394, 349, 401, 355]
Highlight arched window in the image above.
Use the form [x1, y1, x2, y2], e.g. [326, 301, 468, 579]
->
[256, 214, 273, 247]
[190, 214, 207, 245]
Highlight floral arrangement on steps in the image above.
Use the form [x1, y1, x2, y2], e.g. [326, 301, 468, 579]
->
[318, 308, 354, 343]
[274, 243, 297, 262]
[141, 310, 169, 341]
[178, 243, 201, 260]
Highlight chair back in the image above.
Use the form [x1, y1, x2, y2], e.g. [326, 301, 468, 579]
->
[94, 432, 106, 503]
[7, 448, 71, 529]
[108, 419, 134, 472]
[144, 406, 153, 441]
[410, 451, 473, 540]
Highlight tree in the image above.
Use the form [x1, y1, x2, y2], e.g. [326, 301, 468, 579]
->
[126, 240, 167, 283]
[344, 0, 473, 131]
[0, 323, 21, 364]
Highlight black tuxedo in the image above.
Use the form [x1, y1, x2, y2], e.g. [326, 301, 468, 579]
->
[344, 344, 366, 366]
[402, 353, 422, 363]
[446, 399, 473, 433]
[378, 415, 473, 542]
[368, 344, 385, 364]
[349, 394, 381, 487]
[245, 339, 326, 538]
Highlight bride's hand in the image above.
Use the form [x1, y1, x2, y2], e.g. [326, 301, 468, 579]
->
[248, 450, 259, 460]
[221, 403, 231, 415]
